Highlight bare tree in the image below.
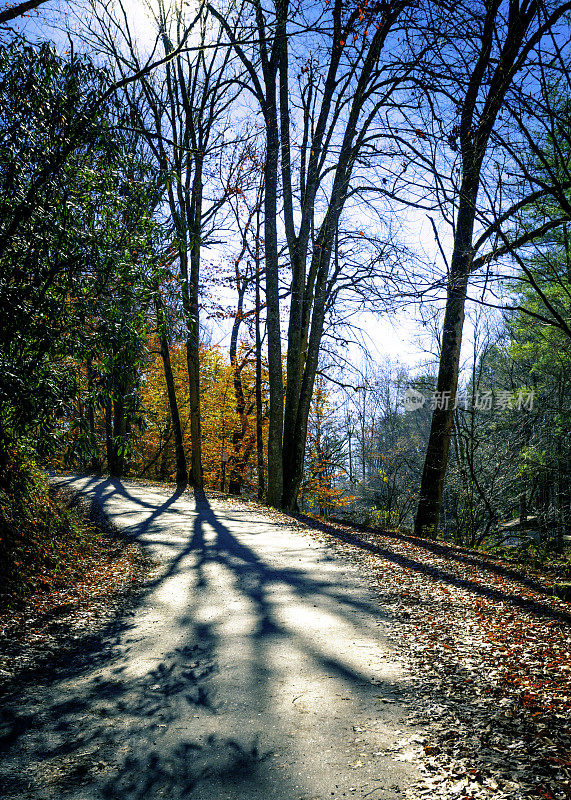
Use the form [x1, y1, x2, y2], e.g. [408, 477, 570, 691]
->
[0, 0, 52, 24]
[80, 0, 237, 486]
[221, 141, 267, 496]
[210, 0, 425, 509]
[398, 0, 571, 536]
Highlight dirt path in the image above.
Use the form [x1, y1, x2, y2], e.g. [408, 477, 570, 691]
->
[0, 476, 423, 800]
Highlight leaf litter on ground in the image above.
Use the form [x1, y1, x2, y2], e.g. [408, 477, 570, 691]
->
[268, 511, 571, 800]
[0, 482, 152, 695]
[2, 481, 570, 799]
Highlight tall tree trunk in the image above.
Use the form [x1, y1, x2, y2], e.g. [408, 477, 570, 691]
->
[210, 0, 405, 508]
[186, 159, 204, 488]
[414, 190, 478, 537]
[161, 43, 206, 491]
[255, 253, 265, 502]
[228, 280, 249, 496]
[281, 251, 331, 510]
[281, 203, 344, 510]
[279, 4, 395, 509]
[264, 88, 284, 507]
[186, 338, 202, 487]
[175, 230, 202, 489]
[159, 326, 187, 486]
[413, 0, 545, 537]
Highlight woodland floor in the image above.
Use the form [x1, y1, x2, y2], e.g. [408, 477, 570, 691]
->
[279, 512, 571, 800]
[0, 477, 570, 800]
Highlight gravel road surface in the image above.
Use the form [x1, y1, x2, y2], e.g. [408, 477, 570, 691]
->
[0, 475, 423, 800]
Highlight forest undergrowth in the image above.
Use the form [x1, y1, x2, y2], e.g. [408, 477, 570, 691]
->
[0, 463, 149, 693]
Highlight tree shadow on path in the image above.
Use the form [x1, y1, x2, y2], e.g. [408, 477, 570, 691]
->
[0, 478, 416, 800]
[301, 517, 571, 626]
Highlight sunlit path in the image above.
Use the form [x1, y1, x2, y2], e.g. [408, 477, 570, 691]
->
[0, 476, 423, 800]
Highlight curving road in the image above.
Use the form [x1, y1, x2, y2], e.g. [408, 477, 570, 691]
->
[0, 476, 423, 800]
